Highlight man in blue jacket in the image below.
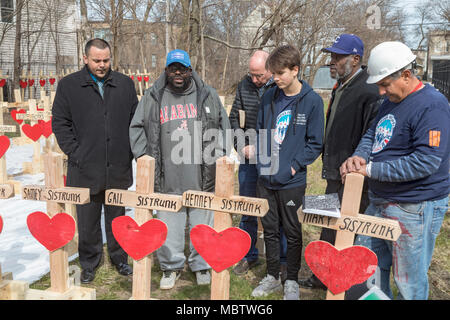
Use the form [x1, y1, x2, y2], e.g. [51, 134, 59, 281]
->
[251, 45, 324, 300]
[341, 41, 449, 300]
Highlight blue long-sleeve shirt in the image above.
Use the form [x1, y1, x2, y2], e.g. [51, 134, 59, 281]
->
[256, 81, 324, 190]
[353, 83, 450, 202]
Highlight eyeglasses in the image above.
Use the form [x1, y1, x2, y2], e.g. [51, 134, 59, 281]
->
[167, 65, 191, 74]
[248, 72, 266, 80]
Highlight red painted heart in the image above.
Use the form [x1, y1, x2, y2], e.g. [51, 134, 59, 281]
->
[39, 79, 46, 87]
[143, 76, 149, 82]
[27, 212, 76, 252]
[190, 224, 251, 273]
[20, 80, 27, 89]
[0, 215, 3, 234]
[130, 75, 134, 80]
[22, 123, 43, 141]
[137, 76, 142, 82]
[0, 79, 5, 87]
[28, 79, 35, 87]
[11, 109, 26, 125]
[41, 118, 52, 138]
[49, 78, 56, 85]
[304, 241, 378, 295]
[112, 216, 167, 261]
[0, 136, 10, 159]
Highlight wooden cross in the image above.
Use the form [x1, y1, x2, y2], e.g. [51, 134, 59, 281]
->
[182, 156, 269, 300]
[105, 155, 183, 300]
[21, 152, 90, 294]
[0, 70, 9, 102]
[297, 173, 402, 300]
[0, 102, 16, 199]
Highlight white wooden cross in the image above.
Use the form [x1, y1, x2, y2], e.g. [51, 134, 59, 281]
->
[0, 102, 16, 199]
[105, 155, 183, 300]
[182, 156, 269, 300]
[21, 152, 92, 297]
[297, 173, 402, 300]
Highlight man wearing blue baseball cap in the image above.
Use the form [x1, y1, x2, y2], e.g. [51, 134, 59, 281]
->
[129, 49, 230, 290]
[299, 34, 382, 294]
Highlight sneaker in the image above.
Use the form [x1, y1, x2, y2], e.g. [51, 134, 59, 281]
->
[284, 280, 300, 300]
[160, 270, 181, 290]
[251, 274, 282, 297]
[196, 270, 211, 285]
[233, 259, 259, 275]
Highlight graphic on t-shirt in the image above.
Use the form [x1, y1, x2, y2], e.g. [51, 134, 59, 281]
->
[160, 103, 197, 124]
[274, 110, 292, 145]
[372, 114, 396, 153]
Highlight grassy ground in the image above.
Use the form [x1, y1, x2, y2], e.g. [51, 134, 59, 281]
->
[29, 158, 449, 300]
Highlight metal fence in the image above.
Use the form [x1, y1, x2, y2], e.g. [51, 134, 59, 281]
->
[432, 59, 450, 101]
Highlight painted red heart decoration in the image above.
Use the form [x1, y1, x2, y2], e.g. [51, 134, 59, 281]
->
[38, 118, 52, 138]
[11, 109, 26, 125]
[137, 76, 142, 82]
[0, 79, 5, 87]
[190, 224, 251, 273]
[39, 79, 46, 87]
[27, 212, 76, 252]
[20, 80, 27, 89]
[22, 123, 43, 141]
[304, 241, 378, 295]
[130, 75, 134, 80]
[49, 78, 56, 85]
[0, 136, 10, 159]
[28, 79, 35, 87]
[112, 216, 167, 261]
[0, 215, 3, 234]
[143, 76, 149, 82]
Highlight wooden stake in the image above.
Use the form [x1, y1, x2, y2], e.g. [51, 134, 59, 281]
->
[132, 156, 155, 300]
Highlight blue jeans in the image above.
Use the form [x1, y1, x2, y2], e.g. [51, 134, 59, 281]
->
[238, 163, 287, 263]
[354, 194, 448, 300]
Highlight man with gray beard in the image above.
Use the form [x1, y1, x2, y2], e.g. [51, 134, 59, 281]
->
[299, 34, 382, 292]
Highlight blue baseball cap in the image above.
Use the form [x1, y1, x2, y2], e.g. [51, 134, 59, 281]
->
[322, 34, 364, 56]
[166, 49, 191, 67]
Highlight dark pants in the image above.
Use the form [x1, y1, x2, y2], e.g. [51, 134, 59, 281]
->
[76, 191, 128, 271]
[238, 164, 287, 263]
[257, 181, 305, 281]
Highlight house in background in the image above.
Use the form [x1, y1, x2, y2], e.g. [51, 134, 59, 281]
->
[0, 0, 80, 100]
[426, 30, 450, 100]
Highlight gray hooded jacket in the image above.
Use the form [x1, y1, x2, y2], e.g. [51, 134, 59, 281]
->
[129, 70, 231, 194]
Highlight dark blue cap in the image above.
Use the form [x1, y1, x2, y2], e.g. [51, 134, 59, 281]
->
[166, 49, 191, 67]
[322, 34, 364, 56]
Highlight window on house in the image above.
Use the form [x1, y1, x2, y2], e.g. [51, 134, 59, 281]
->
[151, 54, 157, 68]
[151, 33, 157, 45]
[1, 0, 13, 23]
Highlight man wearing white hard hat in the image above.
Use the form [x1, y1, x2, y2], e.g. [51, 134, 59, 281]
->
[340, 41, 450, 300]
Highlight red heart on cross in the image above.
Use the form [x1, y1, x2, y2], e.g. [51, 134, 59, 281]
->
[49, 78, 56, 85]
[0, 135, 10, 159]
[143, 76, 149, 82]
[137, 76, 142, 82]
[39, 79, 46, 87]
[20, 80, 27, 89]
[39, 118, 52, 138]
[304, 241, 378, 295]
[130, 75, 134, 80]
[112, 216, 167, 261]
[28, 79, 35, 87]
[27, 211, 76, 252]
[0, 79, 6, 87]
[190, 224, 251, 273]
[22, 123, 43, 141]
[11, 109, 26, 125]
[0, 215, 3, 234]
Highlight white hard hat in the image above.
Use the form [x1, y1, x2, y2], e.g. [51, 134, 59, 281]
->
[366, 41, 416, 84]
